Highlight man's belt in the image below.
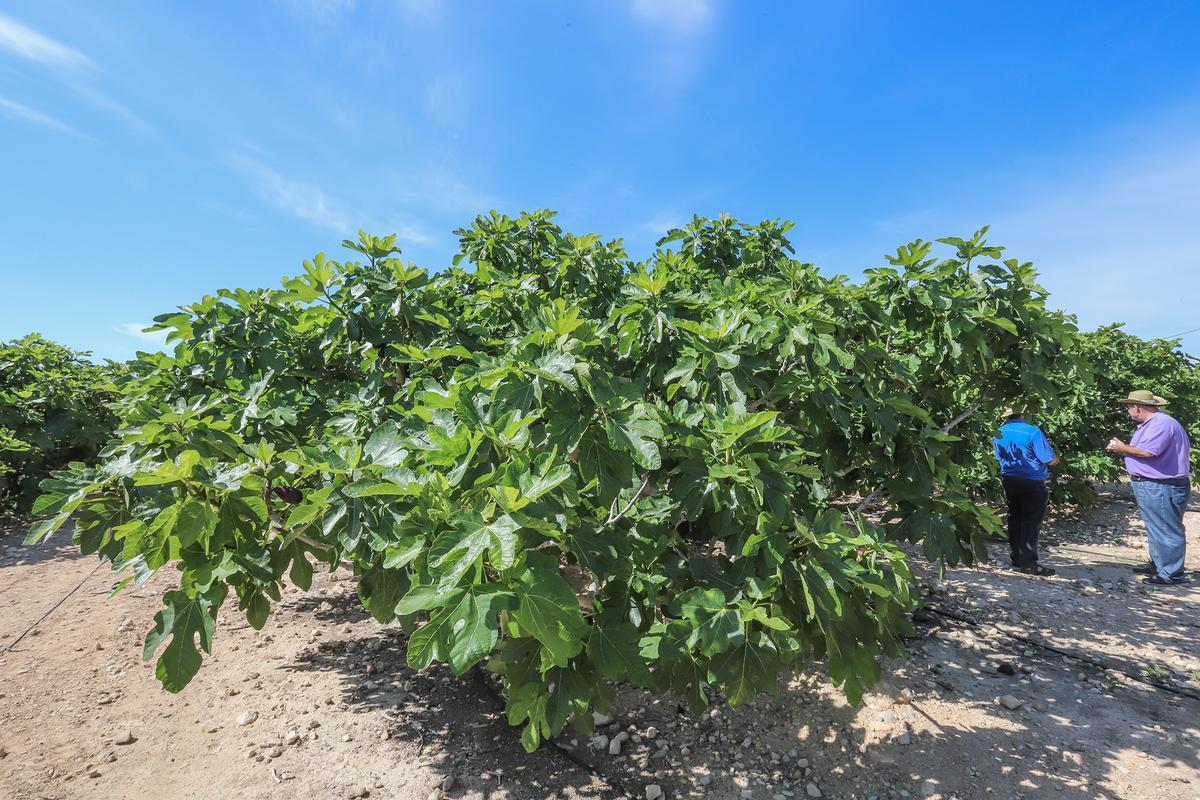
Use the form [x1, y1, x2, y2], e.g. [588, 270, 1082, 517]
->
[1131, 474, 1191, 488]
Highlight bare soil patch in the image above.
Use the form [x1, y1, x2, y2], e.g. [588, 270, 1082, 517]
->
[2, 483, 1198, 800]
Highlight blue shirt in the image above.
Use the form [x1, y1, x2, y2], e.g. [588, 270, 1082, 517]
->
[993, 420, 1056, 480]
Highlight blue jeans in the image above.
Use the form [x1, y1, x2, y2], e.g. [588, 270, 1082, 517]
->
[1131, 480, 1191, 579]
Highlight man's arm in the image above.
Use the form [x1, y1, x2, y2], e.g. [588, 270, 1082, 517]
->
[1034, 430, 1060, 468]
[1106, 438, 1155, 458]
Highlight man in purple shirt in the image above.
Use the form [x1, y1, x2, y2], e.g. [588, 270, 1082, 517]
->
[1105, 390, 1192, 585]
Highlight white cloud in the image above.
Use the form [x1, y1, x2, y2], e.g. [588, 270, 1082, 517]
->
[0, 12, 93, 71]
[227, 152, 436, 245]
[989, 141, 1200, 345]
[395, 0, 444, 22]
[629, 0, 714, 37]
[424, 77, 464, 127]
[280, 0, 442, 24]
[0, 95, 88, 138]
[72, 82, 153, 135]
[375, 217, 436, 247]
[853, 116, 1200, 353]
[0, 13, 151, 135]
[228, 153, 354, 233]
[392, 166, 497, 217]
[640, 211, 686, 236]
[625, 0, 716, 91]
[114, 323, 168, 347]
[279, 0, 356, 23]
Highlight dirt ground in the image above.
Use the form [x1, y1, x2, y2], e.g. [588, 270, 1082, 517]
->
[2, 482, 1198, 800]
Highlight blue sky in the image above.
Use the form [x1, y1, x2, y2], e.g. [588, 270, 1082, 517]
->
[2, 1, 1198, 361]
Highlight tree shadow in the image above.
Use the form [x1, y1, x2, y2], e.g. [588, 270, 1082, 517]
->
[283, 587, 623, 800]
[930, 488, 1200, 696]
[1044, 481, 1200, 550]
[0, 516, 81, 569]
[278, 577, 1200, 800]
[882, 612, 1200, 799]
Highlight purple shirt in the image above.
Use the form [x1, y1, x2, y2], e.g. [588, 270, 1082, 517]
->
[1127, 411, 1191, 479]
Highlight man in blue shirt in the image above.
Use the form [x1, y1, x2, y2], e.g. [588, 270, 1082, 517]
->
[993, 409, 1061, 576]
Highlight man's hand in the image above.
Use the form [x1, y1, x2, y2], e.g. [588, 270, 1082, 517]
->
[1107, 438, 1155, 458]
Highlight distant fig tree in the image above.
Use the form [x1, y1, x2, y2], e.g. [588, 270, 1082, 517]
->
[1, 334, 122, 510]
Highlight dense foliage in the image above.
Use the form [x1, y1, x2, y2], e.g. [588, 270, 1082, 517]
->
[1038, 325, 1200, 503]
[946, 324, 1200, 502]
[0, 334, 122, 510]
[30, 213, 1078, 749]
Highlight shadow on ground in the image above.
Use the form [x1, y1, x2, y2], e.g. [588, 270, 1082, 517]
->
[279, 576, 1200, 800]
[284, 586, 621, 800]
[0, 516, 81, 569]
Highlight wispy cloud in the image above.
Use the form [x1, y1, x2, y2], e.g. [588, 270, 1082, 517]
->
[227, 152, 436, 245]
[424, 77, 465, 127]
[114, 322, 168, 347]
[72, 82, 152, 135]
[391, 166, 497, 217]
[0, 12, 93, 71]
[0, 12, 151, 136]
[0, 95, 88, 138]
[395, 0, 445, 22]
[991, 139, 1200, 341]
[376, 217, 437, 248]
[625, 0, 716, 91]
[278, 0, 356, 23]
[227, 153, 353, 232]
[858, 114, 1200, 352]
[629, 0, 714, 37]
[279, 0, 442, 24]
[640, 211, 686, 236]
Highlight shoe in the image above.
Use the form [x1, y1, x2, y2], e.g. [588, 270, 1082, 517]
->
[1143, 575, 1188, 586]
[1132, 562, 1157, 576]
[1016, 565, 1056, 576]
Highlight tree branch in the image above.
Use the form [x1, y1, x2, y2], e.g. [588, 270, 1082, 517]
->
[320, 287, 353, 319]
[936, 395, 985, 437]
[605, 473, 653, 526]
[852, 394, 986, 515]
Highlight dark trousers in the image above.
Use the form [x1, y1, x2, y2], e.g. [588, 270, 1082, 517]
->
[1001, 476, 1048, 568]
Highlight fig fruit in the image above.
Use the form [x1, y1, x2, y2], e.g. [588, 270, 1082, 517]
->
[272, 486, 303, 504]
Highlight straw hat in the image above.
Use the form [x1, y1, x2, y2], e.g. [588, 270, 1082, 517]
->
[1116, 389, 1167, 407]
